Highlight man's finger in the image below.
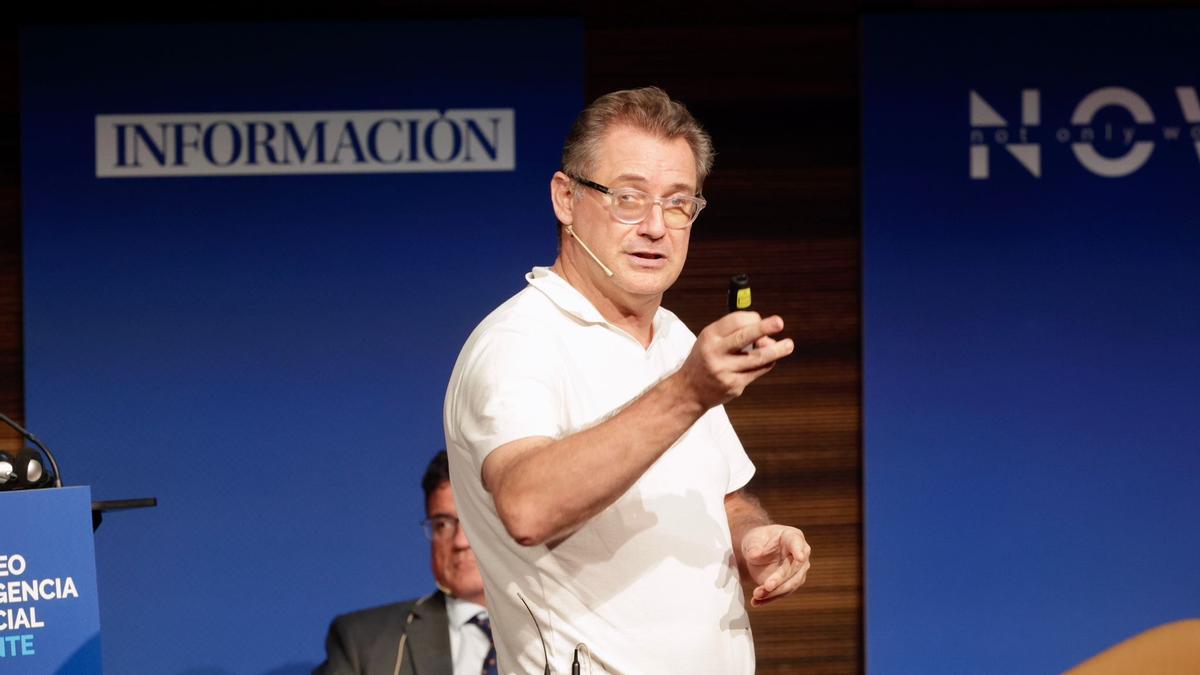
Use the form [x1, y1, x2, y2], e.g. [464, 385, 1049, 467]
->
[735, 338, 793, 373]
[782, 529, 810, 557]
[754, 335, 778, 350]
[762, 560, 793, 593]
[752, 583, 782, 607]
[758, 562, 810, 604]
[721, 315, 784, 353]
[711, 310, 762, 336]
[743, 538, 777, 564]
[759, 556, 810, 600]
[778, 560, 810, 594]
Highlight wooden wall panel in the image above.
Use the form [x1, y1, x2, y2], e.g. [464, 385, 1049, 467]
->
[0, 32, 22, 452]
[593, 22, 864, 673]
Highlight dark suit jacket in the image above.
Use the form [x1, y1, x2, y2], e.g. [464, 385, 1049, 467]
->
[313, 590, 452, 675]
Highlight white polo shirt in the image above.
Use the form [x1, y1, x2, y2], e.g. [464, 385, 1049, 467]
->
[445, 268, 756, 675]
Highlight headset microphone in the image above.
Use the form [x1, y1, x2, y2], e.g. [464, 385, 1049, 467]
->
[565, 225, 615, 278]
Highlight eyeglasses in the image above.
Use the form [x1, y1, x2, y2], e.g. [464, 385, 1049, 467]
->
[571, 175, 706, 229]
[420, 515, 460, 541]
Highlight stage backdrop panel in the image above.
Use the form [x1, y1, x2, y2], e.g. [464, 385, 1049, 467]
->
[863, 11, 1200, 674]
[21, 21, 580, 675]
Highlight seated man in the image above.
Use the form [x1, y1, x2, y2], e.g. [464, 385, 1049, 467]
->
[314, 451, 494, 675]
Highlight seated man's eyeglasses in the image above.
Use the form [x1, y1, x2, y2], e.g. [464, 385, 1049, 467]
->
[571, 175, 707, 229]
[420, 515, 461, 540]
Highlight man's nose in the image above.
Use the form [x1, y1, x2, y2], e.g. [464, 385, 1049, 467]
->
[636, 203, 667, 238]
[453, 519, 471, 549]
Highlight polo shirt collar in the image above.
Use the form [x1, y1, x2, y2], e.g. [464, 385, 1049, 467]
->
[526, 267, 607, 324]
[525, 267, 675, 346]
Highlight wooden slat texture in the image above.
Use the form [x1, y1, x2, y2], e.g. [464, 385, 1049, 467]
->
[623, 19, 865, 671]
[0, 30, 22, 451]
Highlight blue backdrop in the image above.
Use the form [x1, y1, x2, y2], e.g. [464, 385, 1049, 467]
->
[21, 21, 580, 674]
[864, 11, 1200, 673]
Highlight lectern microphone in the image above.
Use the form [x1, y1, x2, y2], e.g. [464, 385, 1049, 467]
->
[0, 412, 61, 490]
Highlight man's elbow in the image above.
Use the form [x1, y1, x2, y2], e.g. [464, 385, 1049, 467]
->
[494, 496, 555, 547]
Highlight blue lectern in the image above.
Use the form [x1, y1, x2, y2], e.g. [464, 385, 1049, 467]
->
[0, 486, 102, 672]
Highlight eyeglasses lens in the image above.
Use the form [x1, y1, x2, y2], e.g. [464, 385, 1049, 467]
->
[610, 191, 697, 229]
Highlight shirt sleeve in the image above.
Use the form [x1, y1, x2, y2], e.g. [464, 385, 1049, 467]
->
[447, 322, 566, 478]
[663, 311, 756, 493]
[707, 403, 756, 493]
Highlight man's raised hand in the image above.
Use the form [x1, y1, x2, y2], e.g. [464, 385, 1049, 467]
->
[675, 311, 794, 410]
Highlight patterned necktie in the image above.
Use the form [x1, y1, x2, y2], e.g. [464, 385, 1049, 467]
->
[468, 612, 499, 675]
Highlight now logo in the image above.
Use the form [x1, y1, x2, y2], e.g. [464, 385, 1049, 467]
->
[968, 86, 1200, 179]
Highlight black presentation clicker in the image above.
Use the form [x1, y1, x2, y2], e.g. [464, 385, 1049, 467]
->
[728, 274, 751, 313]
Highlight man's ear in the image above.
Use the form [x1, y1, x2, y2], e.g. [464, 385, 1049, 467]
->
[550, 171, 575, 226]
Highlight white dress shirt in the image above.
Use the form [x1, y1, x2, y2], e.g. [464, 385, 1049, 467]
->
[446, 595, 492, 675]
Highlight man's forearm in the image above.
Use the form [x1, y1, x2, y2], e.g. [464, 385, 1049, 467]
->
[484, 370, 706, 546]
[482, 310, 792, 547]
[725, 490, 772, 579]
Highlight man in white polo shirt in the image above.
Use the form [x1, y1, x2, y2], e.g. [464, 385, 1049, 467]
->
[444, 87, 811, 674]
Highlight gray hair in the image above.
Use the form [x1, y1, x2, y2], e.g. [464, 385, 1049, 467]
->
[561, 86, 715, 190]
